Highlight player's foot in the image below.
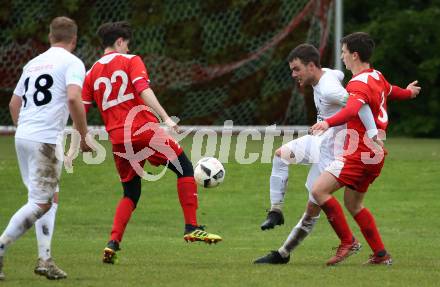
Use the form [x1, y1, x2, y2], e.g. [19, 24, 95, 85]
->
[183, 225, 222, 244]
[260, 210, 284, 230]
[253, 251, 290, 264]
[364, 253, 393, 266]
[34, 258, 67, 280]
[103, 240, 120, 264]
[326, 239, 362, 266]
[0, 256, 5, 281]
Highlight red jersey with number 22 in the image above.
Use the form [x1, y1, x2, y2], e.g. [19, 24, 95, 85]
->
[82, 52, 158, 144]
[345, 68, 391, 158]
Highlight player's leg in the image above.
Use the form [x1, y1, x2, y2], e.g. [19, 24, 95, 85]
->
[311, 170, 360, 265]
[34, 191, 67, 279]
[0, 140, 56, 279]
[260, 149, 288, 230]
[261, 135, 320, 230]
[167, 152, 222, 244]
[103, 143, 144, 264]
[254, 200, 321, 264]
[344, 187, 392, 265]
[278, 201, 321, 257]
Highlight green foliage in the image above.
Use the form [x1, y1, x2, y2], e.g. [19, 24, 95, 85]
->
[345, 1, 440, 137]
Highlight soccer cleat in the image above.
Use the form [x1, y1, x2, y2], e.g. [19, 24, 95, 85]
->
[364, 253, 393, 266]
[34, 258, 67, 280]
[253, 251, 290, 264]
[260, 210, 284, 230]
[103, 240, 120, 264]
[0, 256, 4, 281]
[183, 225, 222, 244]
[326, 239, 362, 266]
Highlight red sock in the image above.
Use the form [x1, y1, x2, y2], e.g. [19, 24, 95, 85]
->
[321, 197, 353, 245]
[354, 208, 385, 255]
[110, 197, 135, 242]
[177, 177, 198, 226]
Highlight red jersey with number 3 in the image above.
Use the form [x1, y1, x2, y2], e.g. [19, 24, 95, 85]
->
[82, 52, 158, 144]
[345, 69, 391, 157]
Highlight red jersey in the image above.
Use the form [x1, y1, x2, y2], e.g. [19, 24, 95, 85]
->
[82, 52, 158, 144]
[345, 69, 391, 156]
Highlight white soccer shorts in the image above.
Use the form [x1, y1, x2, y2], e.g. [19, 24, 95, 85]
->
[280, 134, 337, 205]
[15, 138, 62, 204]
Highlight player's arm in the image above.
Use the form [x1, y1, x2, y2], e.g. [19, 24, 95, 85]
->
[388, 80, 420, 100]
[129, 56, 179, 131]
[66, 60, 90, 152]
[9, 95, 22, 125]
[311, 95, 364, 132]
[68, 84, 89, 141]
[139, 88, 178, 131]
[9, 70, 27, 125]
[358, 104, 378, 139]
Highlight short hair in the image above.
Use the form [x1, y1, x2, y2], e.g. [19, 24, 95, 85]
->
[341, 32, 375, 63]
[287, 44, 321, 68]
[97, 21, 132, 48]
[49, 16, 77, 43]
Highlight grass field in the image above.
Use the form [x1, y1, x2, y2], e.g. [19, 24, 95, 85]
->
[0, 135, 439, 287]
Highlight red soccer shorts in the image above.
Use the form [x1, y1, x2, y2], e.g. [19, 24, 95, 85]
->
[325, 155, 385, 193]
[112, 127, 183, 182]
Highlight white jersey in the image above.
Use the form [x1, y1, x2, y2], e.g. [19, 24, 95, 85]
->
[13, 47, 85, 144]
[312, 68, 377, 160]
[312, 68, 348, 161]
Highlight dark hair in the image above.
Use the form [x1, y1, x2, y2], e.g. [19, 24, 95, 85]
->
[340, 32, 375, 63]
[97, 21, 132, 48]
[49, 16, 77, 43]
[287, 44, 321, 68]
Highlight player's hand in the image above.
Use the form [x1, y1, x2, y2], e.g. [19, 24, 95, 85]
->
[80, 135, 93, 152]
[406, 80, 421, 98]
[64, 154, 74, 173]
[310, 121, 329, 135]
[164, 118, 181, 134]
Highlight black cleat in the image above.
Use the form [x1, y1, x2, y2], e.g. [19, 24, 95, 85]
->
[254, 251, 290, 264]
[260, 210, 284, 230]
[103, 240, 120, 264]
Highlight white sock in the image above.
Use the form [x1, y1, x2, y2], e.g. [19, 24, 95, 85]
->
[35, 202, 58, 260]
[278, 213, 320, 258]
[0, 202, 45, 256]
[269, 156, 289, 211]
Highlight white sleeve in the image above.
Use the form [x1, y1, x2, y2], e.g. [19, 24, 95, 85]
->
[358, 104, 378, 138]
[326, 85, 349, 106]
[13, 71, 27, 97]
[65, 59, 86, 88]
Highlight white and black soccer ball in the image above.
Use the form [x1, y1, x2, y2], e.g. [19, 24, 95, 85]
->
[194, 157, 225, 188]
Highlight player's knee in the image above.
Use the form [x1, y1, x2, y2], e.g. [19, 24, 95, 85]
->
[275, 148, 282, 157]
[122, 175, 141, 207]
[344, 200, 362, 216]
[169, 153, 194, 178]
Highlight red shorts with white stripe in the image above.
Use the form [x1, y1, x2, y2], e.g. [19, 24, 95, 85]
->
[325, 155, 385, 193]
[112, 127, 183, 182]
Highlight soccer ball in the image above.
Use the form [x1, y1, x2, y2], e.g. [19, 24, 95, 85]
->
[194, 157, 225, 188]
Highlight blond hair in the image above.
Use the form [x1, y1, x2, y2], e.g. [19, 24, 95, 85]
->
[49, 16, 77, 43]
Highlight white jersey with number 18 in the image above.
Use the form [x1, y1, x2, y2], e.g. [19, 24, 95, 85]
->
[13, 47, 85, 144]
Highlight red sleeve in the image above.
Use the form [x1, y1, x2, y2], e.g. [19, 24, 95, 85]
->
[326, 96, 364, 127]
[129, 56, 150, 94]
[81, 74, 93, 113]
[388, 85, 412, 100]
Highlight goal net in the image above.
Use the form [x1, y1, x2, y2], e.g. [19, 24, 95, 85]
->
[0, 0, 334, 127]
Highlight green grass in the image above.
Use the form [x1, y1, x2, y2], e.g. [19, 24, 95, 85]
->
[0, 136, 439, 286]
